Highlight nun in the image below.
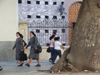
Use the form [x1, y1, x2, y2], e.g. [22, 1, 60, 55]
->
[11, 32, 24, 67]
[24, 31, 41, 67]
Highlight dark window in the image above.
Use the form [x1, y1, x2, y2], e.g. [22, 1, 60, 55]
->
[18, 0, 22, 4]
[36, 16, 41, 18]
[61, 2, 64, 5]
[72, 22, 76, 30]
[53, 30, 57, 33]
[36, 29, 40, 33]
[62, 29, 65, 33]
[62, 16, 65, 19]
[27, 1, 31, 4]
[53, 16, 57, 19]
[45, 16, 49, 19]
[45, 1, 48, 5]
[36, 1, 40, 4]
[53, 2, 57, 5]
[27, 15, 31, 18]
[45, 30, 49, 33]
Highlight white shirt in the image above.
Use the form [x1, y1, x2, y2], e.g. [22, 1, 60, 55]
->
[54, 41, 62, 50]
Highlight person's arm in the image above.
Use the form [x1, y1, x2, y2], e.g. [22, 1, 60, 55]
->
[21, 39, 23, 51]
[23, 40, 27, 46]
[59, 42, 65, 49]
[12, 41, 16, 51]
[53, 42, 54, 46]
[52, 39, 54, 46]
[61, 45, 64, 49]
[34, 36, 38, 50]
[25, 40, 31, 49]
[23, 42, 25, 47]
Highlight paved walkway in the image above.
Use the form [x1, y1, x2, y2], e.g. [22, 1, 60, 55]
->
[0, 61, 100, 75]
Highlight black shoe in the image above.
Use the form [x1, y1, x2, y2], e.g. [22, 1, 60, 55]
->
[18, 64, 23, 67]
[35, 64, 41, 67]
[52, 62, 55, 64]
[25, 64, 30, 67]
[51, 61, 55, 64]
[49, 59, 52, 62]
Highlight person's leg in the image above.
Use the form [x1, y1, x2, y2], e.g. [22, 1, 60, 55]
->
[52, 50, 57, 64]
[58, 50, 62, 58]
[20, 61, 23, 64]
[35, 59, 41, 67]
[49, 48, 53, 59]
[60, 10, 64, 15]
[37, 59, 40, 65]
[28, 58, 32, 65]
[25, 58, 32, 67]
[26, 59, 29, 64]
[50, 48, 55, 61]
[49, 48, 52, 60]
[18, 61, 23, 67]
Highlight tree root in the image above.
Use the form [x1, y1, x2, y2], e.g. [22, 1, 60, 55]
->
[50, 48, 71, 72]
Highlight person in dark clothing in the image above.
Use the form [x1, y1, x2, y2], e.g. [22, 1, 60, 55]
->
[18, 34, 27, 64]
[59, 2, 65, 15]
[0, 66, 3, 71]
[24, 31, 41, 67]
[16, 34, 27, 64]
[11, 32, 24, 67]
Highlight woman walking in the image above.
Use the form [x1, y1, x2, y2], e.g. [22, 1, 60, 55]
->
[19, 34, 27, 64]
[49, 35, 55, 63]
[24, 31, 41, 67]
[52, 37, 65, 63]
[11, 32, 24, 67]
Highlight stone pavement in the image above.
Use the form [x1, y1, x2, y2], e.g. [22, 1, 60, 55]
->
[0, 60, 100, 75]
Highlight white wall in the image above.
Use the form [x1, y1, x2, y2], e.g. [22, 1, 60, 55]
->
[0, 0, 18, 41]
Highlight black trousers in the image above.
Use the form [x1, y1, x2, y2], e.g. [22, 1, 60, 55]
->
[52, 50, 62, 62]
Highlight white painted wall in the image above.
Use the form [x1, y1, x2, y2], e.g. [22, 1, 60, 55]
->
[0, 0, 18, 41]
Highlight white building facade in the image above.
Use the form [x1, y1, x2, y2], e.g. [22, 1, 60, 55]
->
[0, 0, 83, 61]
[18, 0, 82, 46]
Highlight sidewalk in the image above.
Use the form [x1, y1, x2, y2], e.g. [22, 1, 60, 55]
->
[0, 60, 100, 75]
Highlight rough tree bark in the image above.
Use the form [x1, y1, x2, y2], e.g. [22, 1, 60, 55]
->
[51, 0, 100, 72]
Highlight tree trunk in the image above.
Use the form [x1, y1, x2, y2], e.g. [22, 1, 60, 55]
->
[51, 0, 100, 72]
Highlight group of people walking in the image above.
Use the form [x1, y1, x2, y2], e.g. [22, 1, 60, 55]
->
[49, 32, 65, 64]
[10, 31, 65, 67]
[11, 31, 41, 67]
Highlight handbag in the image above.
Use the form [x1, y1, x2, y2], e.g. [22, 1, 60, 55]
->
[46, 41, 51, 53]
[34, 36, 42, 53]
[47, 47, 51, 53]
[19, 51, 27, 61]
[35, 44, 42, 53]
